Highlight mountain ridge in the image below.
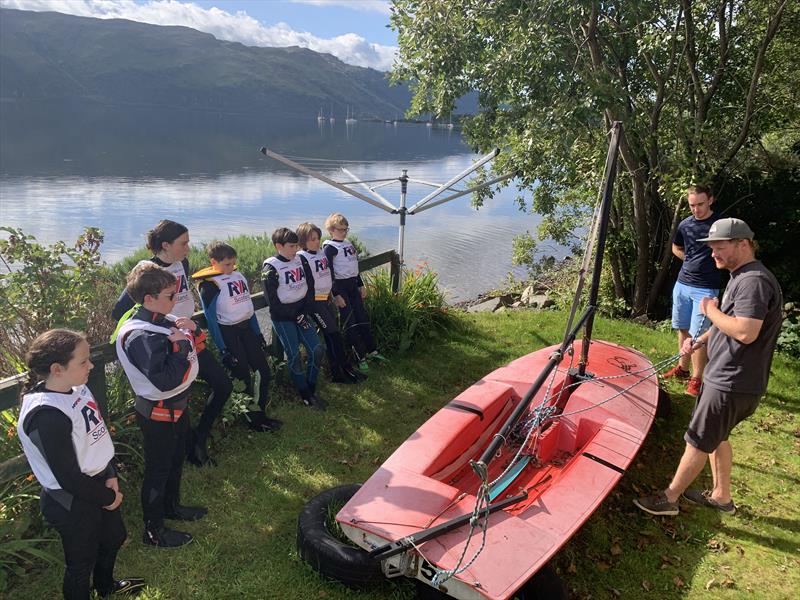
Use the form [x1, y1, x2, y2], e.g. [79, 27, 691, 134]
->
[0, 8, 412, 118]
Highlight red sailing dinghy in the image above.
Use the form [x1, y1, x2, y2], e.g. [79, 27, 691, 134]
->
[298, 123, 662, 598]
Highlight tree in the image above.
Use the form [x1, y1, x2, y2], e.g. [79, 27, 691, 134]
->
[390, 0, 795, 315]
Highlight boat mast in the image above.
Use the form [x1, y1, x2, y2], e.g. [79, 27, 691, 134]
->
[577, 121, 622, 377]
[471, 121, 622, 480]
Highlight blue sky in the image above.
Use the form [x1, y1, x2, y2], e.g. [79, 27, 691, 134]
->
[1, 0, 398, 69]
[192, 1, 396, 46]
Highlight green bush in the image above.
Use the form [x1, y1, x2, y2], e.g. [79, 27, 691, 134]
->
[0, 227, 118, 378]
[363, 266, 456, 353]
[777, 304, 800, 358]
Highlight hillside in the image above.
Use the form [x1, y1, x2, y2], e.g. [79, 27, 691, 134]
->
[0, 8, 411, 118]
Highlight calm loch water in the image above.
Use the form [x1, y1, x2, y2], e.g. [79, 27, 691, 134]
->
[0, 104, 559, 300]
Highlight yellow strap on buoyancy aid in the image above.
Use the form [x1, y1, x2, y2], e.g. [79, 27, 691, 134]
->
[109, 304, 140, 343]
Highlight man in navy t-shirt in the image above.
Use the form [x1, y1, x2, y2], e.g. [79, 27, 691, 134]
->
[663, 185, 721, 396]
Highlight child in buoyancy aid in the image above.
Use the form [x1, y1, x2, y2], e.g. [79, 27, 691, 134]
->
[296, 222, 366, 384]
[192, 241, 283, 432]
[114, 263, 208, 548]
[18, 329, 145, 599]
[262, 227, 327, 411]
[322, 213, 387, 372]
[112, 220, 232, 467]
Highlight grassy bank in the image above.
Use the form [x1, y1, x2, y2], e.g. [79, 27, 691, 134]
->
[7, 310, 799, 599]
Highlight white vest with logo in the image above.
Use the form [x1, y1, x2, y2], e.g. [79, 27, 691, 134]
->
[18, 386, 114, 490]
[209, 271, 255, 325]
[323, 239, 359, 279]
[264, 256, 308, 304]
[115, 319, 199, 400]
[298, 250, 332, 299]
[137, 259, 194, 318]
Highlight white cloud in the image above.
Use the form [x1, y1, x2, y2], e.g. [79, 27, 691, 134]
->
[1, 0, 398, 70]
[291, 0, 391, 15]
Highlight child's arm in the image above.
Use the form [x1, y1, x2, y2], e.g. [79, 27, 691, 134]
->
[124, 330, 192, 392]
[111, 288, 135, 321]
[300, 255, 315, 309]
[198, 280, 226, 355]
[324, 243, 346, 306]
[23, 408, 117, 507]
[323, 244, 338, 280]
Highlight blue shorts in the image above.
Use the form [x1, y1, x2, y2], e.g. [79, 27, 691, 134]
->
[672, 281, 718, 337]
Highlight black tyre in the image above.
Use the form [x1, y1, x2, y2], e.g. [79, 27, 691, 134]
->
[656, 386, 672, 419]
[297, 483, 384, 588]
[416, 564, 567, 599]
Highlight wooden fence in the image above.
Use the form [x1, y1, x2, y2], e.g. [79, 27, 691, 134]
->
[0, 250, 400, 484]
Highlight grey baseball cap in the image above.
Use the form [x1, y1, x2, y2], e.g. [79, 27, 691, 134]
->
[698, 217, 755, 242]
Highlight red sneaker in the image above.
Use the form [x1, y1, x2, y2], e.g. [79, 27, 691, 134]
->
[686, 377, 702, 396]
[663, 365, 690, 380]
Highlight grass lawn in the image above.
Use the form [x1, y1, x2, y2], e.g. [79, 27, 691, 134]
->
[7, 310, 799, 599]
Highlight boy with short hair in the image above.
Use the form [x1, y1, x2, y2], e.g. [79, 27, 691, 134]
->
[296, 222, 365, 384]
[323, 213, 386, 371]
[262, 228, 327, 410]
[192, 241, 282, 432]
[115, 263, 207, 548]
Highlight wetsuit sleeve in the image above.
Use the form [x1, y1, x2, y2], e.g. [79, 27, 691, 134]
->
[124, 330, 192, 392]
[23, 408, 116, 507]
[323, 244, 338, 280]
[111, 289, 136, 321]
[357, 273, 364, 287]
[199, 280, 225, 353]
[300, 255, 314, 310]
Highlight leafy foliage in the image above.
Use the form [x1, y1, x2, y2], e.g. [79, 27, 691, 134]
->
[0, 476, 59, 593]
[0, 227, 118, 377]
[363, 266, 455, 353]
[390, 0, 798, 315]
[777, 304, 800, 358]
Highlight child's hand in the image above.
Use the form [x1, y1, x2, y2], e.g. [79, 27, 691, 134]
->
[359, 286, 367, 300]
[297, 314, 312, 330]
[334, 295, 346, 308]
[174, 317, 195, 332]
[104, 489, 123, 511]
[168, 328, 188, 342]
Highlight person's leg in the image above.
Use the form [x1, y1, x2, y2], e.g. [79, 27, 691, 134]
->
[664, 443, 709, 502]
[220, 325, 253, 393]
[677, 329, 691, 371]
[687, 285, 718, 380]
[670, 282, 692, 372]
[349, 288, 378, 354]
[297, 325, 323, 390]
[92, 507, 127, 597]
[336, 281, 367, 360]
[240, 328, 273, 411]
[163, 411, 188, 511]
[709, 440, 733, 504]
[272, 320, 311, 397]
[41, 493, 99, 600]
[194, 348, 233, 445]
[137, 414, 174, 528]
[312, 301, 357, 381]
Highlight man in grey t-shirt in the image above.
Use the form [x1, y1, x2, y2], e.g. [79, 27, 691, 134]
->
[635, 218, 783, 516]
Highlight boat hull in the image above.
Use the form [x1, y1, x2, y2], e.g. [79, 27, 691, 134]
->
[337, 339, 660, 599]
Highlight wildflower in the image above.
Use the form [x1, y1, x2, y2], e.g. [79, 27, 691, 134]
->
[6, 426, 16, 439]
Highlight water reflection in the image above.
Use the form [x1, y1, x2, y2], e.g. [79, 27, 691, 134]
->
[0, 105, 559, 300]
